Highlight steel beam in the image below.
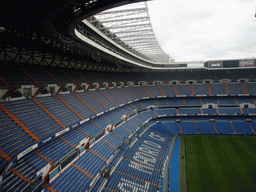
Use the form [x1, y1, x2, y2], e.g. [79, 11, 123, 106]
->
[114, 29, 152, 34]
[99, 17, 149, 24]
[105, 23, 150, 30]
[95, 8, 147, 20]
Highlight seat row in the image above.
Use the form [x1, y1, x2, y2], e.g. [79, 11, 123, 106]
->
[0, 92, 255, 172]
[1, 61, 256, 87]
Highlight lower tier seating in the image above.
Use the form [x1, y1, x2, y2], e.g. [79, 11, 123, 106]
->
[0, 94, 256, 192]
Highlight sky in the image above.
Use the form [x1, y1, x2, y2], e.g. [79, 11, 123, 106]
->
[147, 0, 256, 62]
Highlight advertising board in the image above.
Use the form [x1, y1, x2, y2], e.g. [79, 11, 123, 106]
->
[208, 61, 223, 68]
[239, 60, 255, 67]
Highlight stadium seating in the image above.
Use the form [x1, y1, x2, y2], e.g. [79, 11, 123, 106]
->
[0, 110, 36, 166]
[78, 121, 104, 138]
[210, 83, 227, 95]
[227, 83, 245, 95]
[36, 96, 81, 127]
[100, 89, 123, 106]
[121, 87, 142, 99]
[23, 64, 57, 86]
[1, 63, 256, 192]
[214, 122, 234, 134]
[58, 94, 95, 119]
[193, 83, 209, 95]
[109, 88, 129, 103]
[180, 122, 198, 134]
[146, 86, 162, 97]
[103, 125, 172, 192]
[75, 91, 106, 113]
[155, 108, 176, 116]
[3, 99, 63, 139]
[197, 122, 217, 134]
[1, 157, 37, 192]
[0, 63, 34, 87]
[155, 99, 169, 106]
[218, 108, 241, 114]
[245, 82, 256, 94]
[178, 108, 201, 115]
[159, 85, 176, 96]
[102, 112, 120, 124]
[176, 84, 192, 95]
[167, 98, 184, 106]
[48, 68, 73, 85]
[162, 122, 181, 135]
[133, 86, 151, 98]
[232, 122, 254, 134]
[63, 69, 87, 84]
[185, 97, 202, 105]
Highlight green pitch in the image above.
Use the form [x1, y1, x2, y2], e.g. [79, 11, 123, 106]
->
[181, 136, 256, 192]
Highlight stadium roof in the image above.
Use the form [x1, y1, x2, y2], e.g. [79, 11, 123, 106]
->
[0, 0, 255, 71]
[91, 2, 168, 62]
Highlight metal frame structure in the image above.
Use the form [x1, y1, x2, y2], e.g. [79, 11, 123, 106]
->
[86, 2, 169, 63]
[0, 39, 139, 73]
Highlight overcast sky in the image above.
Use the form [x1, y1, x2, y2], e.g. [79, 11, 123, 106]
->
[147, 0, 256, 62]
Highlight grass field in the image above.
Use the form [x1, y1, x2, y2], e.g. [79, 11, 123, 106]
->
[182, 136, 256, 192]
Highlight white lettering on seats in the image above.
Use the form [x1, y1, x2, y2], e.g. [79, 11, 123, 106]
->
[118, 178, 150, 192]
[139, 144, 160, 156]
[128, 161, 153, 175]
[133, 152, 156, 167]
[143, 140, 161, 149]
[149, 132, 166, 142]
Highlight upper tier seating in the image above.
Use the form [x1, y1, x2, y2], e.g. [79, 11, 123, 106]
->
[124, 87, 142, 99]
[75, 91, 106, 113]
[100, 89, 123, 106]
[182, 71, 198, 81]
[3, 100, 63, 140]
[227, 83, 246, 95]
[118, 87, 136, 101]
[64, 70, 87, 84]
[36, 96, 81, 127]
[145, 86, 162, 97]
[176, 84, 193, 95]
[215, 70, 232, 80]
[90, 90, 116, 109]
[245, 82, 256, 95]
[109, 88, 129, 103]
[209, 83, 227, 95]
[198, 71, 215, 80]
[133, 86, 151, 98]
[48, 68, 73, 85]
[166, 72, 182, 81]
[90, 71, 111, 84]
[147, 72, 165, 82]
[1, 61, 256, 88]
[58, 94, 95, 119]
[0, 110, 36, 169]
[129, 72, 146, 83]
[23, 64, 56, 85]
[159, 85, 176, 96]
[193, 84, 210, 95]
[232, 69, 251, 79]
[0, 63, 34, 87]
